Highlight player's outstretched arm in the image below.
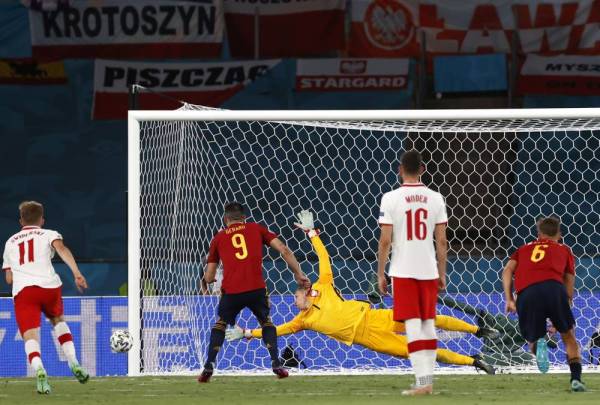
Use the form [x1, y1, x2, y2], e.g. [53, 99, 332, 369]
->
[204, 262, 218, 284]
[502, 259, 517, 313]
[564, 272, 575, 306]
[52, 239, 88, 293]
[434, 223, 448, 290]
[269, 238, 310, 288]
[3, 245, 12, 285]
[377, 225, 392, 295]
[226, 317, 305, 341]
[294, 210, 333, 284]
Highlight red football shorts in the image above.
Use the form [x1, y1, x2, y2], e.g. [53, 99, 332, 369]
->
[392, 277, 438, 321]
[14, 286, 64, 334]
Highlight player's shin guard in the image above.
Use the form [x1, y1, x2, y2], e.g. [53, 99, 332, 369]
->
[261, 321, 281, 368]
[568, 357, 583, 382]
[205, 320, 227, 368]
[25, 339, 44, 371]
[420, 319, 437, 383]
[405, 319, 436, 387]
[54, 322, 79, 367]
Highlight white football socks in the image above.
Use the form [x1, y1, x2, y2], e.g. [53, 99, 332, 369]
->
[405, 318, 437, 387]
[54, 322, 79, 367]
[25, 339, 44, 371]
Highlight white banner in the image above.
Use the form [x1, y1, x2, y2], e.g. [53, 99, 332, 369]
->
[296, 58, 409, 91]
[93, 59, 280, 119]
[30, 0, 224, 58]
[519, 54, 600, 95]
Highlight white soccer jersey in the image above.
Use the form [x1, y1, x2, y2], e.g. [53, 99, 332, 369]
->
[2, 226, 63, 297]
[378, 183, 448, 280]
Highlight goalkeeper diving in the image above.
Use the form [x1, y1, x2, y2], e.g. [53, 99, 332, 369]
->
[226, 210, 497, 373]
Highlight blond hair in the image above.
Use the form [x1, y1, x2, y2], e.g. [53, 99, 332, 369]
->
[19, 201, 44, 225]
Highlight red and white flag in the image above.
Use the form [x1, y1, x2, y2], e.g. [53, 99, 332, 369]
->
[350, 0, 600, 57]
[29, 0, 224, 59]
[296, 58, 409, 91]
[518, 54, 600, 95]
[349, 0, 419, 57]
[92, 59, 280, 120]
[224, 0, 345, 58]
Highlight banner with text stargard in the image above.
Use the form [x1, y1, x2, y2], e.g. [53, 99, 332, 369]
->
[296, 58, 409, 91]
[29, 0, 224, 59]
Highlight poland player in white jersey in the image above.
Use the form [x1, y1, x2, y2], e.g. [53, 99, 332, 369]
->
[377, 151, 448, 396]
[2, 201, 90, 394]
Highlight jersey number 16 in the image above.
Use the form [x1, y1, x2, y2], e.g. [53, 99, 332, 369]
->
[405, 209, 428, 240]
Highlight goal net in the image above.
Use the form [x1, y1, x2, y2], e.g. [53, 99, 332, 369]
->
[128, 106, 600, 375]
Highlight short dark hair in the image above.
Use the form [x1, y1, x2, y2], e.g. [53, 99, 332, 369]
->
[224, 202, 245, 221]
[400, 150, 423, 175]
[19, 201, 44, 225]
[537, 217, 561, 237]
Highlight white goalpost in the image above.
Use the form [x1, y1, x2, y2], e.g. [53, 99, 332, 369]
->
[127, 108, 600, 377]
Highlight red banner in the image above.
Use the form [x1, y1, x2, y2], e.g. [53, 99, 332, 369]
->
[29, 0, 223, 59]
[518, 54, 600, 95]
[350, 0, 600, 57]
[296, 58, 409, 91]
[92, 59, 280, 120]
[224, 0, 346, 58]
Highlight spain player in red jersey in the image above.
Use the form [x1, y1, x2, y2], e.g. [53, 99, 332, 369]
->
[502, 217, 585, 392]
[198, 202, 309, 382]
[3, 201, 89, 394]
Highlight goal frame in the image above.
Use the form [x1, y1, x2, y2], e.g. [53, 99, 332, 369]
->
[127, 107, 600, 376]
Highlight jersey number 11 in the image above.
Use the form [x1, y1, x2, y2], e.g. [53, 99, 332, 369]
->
[18, 239, 35, 265]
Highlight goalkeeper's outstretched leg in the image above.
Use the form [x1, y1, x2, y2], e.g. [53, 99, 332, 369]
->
[354, 309, 496, 374]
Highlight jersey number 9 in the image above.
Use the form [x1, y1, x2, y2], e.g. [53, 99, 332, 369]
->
[232, 233, 248, 260]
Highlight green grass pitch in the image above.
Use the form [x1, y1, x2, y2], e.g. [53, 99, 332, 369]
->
[1, 374, 598, 405]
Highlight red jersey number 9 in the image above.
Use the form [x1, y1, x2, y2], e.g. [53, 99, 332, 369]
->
[232, 233, 248, 260]
[530, 244, 548, 263]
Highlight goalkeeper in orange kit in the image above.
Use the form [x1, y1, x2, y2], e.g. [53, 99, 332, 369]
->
[226, 210, 497, 373]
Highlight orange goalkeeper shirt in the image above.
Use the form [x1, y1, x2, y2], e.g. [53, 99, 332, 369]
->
[251, 235, 369, 345]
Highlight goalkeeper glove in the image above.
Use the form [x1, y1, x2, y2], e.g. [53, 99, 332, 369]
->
[225, 325, 252, 341]
[294, 210, 319, 238]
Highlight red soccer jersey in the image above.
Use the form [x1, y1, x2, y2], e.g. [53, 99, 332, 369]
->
[510, 239, 575, 294]
[206, 222, 277, 294]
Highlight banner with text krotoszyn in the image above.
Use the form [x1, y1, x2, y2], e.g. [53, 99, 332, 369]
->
[29, 0, 224, 59]
[92, 59, 281, 120]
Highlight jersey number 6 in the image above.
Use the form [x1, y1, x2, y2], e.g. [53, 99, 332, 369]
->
[530, 244, 548, 263]
[231, 233, 248, 260]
